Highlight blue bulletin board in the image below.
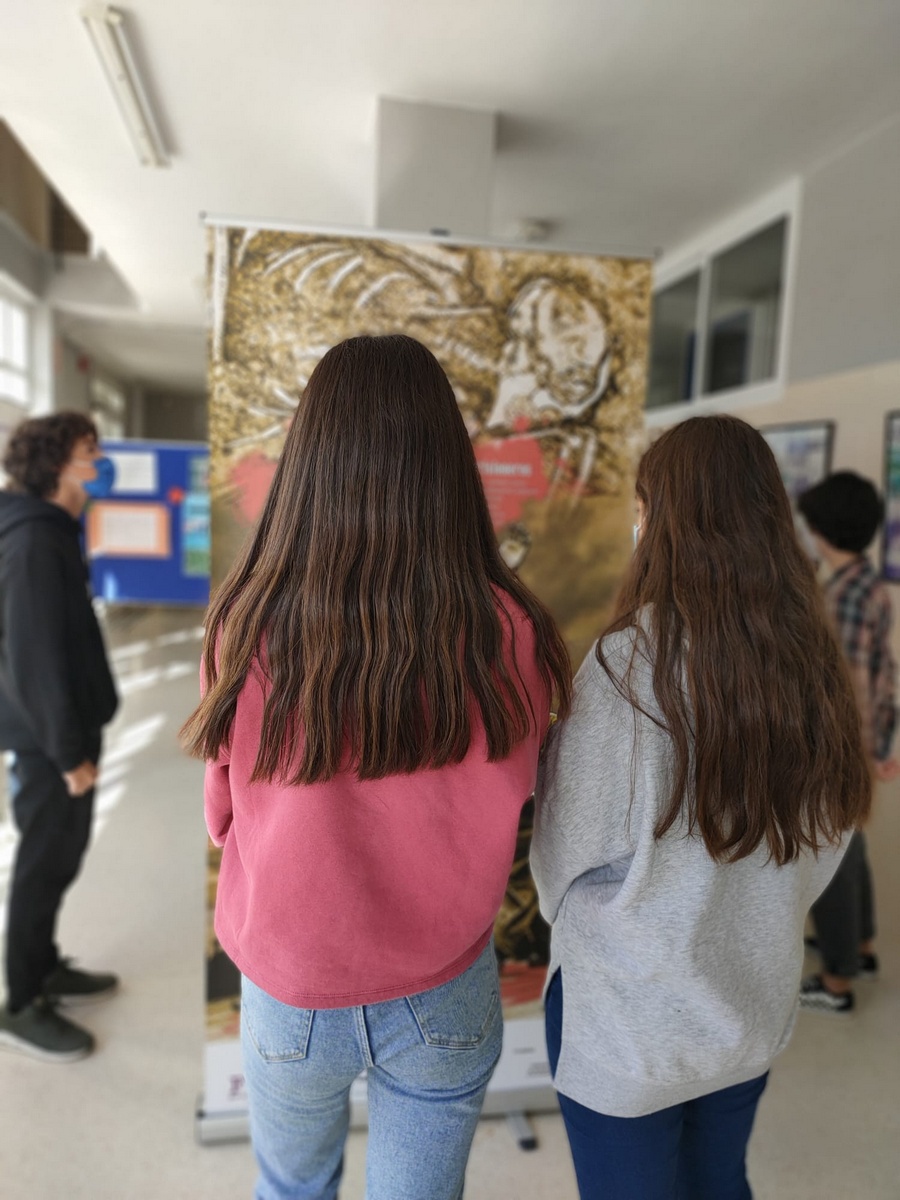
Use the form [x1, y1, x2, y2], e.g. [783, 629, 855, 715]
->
[86, 440, 210, 606]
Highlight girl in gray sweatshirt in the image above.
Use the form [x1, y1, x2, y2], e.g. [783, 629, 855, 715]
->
[532, 415, 870, 1200]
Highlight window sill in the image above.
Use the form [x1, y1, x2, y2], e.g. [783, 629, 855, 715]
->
[644, 379, 785, 428]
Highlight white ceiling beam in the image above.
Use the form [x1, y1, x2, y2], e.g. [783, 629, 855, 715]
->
[374, 97, 495, 238]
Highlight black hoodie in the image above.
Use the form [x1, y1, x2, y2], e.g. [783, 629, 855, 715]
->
[0, 491, 118, 772]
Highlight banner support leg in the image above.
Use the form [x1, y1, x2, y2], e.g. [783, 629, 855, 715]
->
[506, 1111, 538, 1151]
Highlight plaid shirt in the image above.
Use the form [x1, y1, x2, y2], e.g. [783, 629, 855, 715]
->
[825, 557, 897, 762]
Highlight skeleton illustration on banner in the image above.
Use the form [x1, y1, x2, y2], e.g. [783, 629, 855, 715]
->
[209, 232, 649, 650]
[204, 227, 650, 1074]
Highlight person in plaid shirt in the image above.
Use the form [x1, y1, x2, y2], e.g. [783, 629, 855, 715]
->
[797, 471, 899, 1013]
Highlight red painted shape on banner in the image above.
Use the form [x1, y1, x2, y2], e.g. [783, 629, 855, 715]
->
[474, 438, 550, 529]
[498, 960, 547, 1008]
[167, 486, 185, 505]
[229, 453, 278, 525]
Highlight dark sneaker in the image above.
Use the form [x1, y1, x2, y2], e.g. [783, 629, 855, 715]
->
[799, 975, 855, 1014]
[44, 959, 119, 1006]
[0, 999, 94, 1062]
[804, 938, 879, 980]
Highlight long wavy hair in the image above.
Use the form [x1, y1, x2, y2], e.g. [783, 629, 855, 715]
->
[600, 415, 870, 865]
[182, 334, 572, 783]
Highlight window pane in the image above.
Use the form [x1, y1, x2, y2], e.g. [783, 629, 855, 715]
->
[704, 219, 786, 394]
[90, 406, 125, 440]
[0, 368, 28, 405]
[9, 305, 27, 370]
[646, 272, 700, 409]
[90, 375, 126, 415]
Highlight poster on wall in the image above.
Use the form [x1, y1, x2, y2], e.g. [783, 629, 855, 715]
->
[182, 491, 212, 577]
[882, 412, 900, 581]
[199, 221, 651, 1137]
[86, 441, 210, 606]
[760, 421, 835, 506]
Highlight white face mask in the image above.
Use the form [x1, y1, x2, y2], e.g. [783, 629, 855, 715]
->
[633, 495, 646, 550]
[61, 441, 100, 490]
[64, 457, 97, 483]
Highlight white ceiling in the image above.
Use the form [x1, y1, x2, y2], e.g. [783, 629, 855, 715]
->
[3, 0, 900, 391]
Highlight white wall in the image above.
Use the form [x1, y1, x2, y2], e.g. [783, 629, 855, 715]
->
[729, 358, 900, 659]
[130, 388, 207, 442]
[788, 117, 900, 383]
[54, 335, 92, 414]
[734, 359, 900, 494]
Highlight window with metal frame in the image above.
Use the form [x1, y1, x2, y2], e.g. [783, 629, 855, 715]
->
[0, 293, 30, 407]
[646, 182, 799, 418]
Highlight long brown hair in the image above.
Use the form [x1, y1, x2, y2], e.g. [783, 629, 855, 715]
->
[600, 415, 870, 865]
[182, 334, 571, 783]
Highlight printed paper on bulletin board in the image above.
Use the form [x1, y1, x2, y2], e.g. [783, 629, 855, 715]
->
[108, 450, 159, 495]
[87, 501, 171, 559]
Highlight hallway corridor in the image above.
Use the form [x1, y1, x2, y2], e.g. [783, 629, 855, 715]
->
[0, 606, 898, 1198]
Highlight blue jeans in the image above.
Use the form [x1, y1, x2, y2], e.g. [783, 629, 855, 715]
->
[545, 970, 768, 1200]
[241, 942, 502, 1200]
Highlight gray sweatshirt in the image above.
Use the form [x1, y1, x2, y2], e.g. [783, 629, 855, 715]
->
[532, 628, 847, 1118]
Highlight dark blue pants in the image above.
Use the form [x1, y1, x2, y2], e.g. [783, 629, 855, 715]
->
[5, 745, 98, 1011]
[545, 970, 768, 1200]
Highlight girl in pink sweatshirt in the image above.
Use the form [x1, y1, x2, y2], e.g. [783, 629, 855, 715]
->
[183, 334, 571, 1200]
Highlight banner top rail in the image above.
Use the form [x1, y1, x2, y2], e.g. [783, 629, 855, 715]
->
[199, 212, 657, 262]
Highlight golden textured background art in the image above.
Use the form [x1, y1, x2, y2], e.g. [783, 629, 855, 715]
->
[208, 227, 650, 667]
[205, 224, 651, 1021]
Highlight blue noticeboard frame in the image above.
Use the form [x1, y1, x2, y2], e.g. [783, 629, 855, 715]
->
[86, 439, 210, 607]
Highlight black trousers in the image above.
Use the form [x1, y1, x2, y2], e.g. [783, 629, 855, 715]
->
[5, 738, 100, 1012]
[810, 831, 875, 980]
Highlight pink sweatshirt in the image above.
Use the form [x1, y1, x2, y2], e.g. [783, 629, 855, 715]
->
[205, 596, 550, 1009]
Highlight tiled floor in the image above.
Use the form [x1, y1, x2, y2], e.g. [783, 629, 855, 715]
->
[0, 605, 898, 1198]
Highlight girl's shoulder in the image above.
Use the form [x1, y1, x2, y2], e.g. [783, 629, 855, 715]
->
[575, 621, 657, 716]
[491, 585, 540, 648]
[589, 619, 653, 678]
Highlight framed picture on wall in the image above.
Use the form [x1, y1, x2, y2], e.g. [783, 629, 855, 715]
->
[760, 420, 835, 507]
[882, 412, 900, 582]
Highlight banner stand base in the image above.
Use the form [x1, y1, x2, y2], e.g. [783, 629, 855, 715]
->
[505, 1111, 539, 1151]
[195, 1100, 249, 1146]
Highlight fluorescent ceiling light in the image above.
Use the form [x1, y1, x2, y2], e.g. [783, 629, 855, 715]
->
[81, 5, 169, 168]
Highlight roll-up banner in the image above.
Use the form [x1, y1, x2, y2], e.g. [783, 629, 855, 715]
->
[198, 221, 651, 1141]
